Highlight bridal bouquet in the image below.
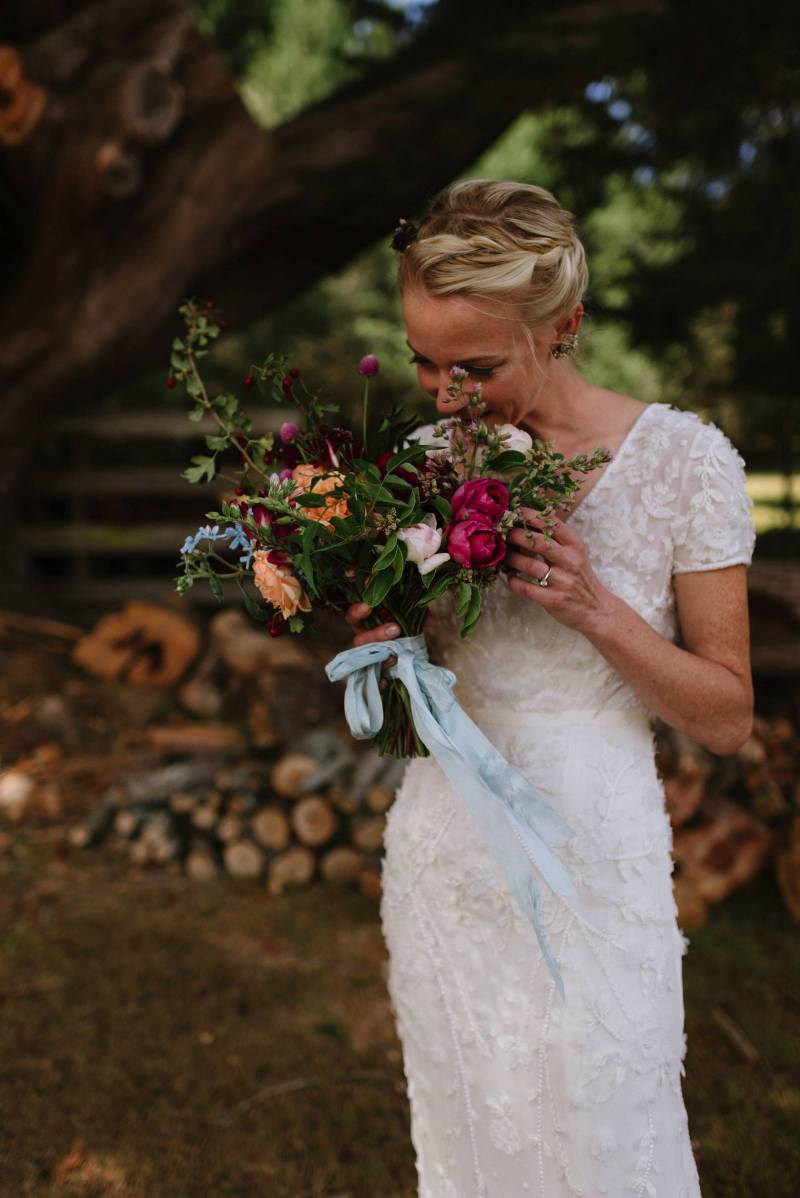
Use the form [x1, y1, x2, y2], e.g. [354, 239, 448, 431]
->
[172, 298, 609, 759]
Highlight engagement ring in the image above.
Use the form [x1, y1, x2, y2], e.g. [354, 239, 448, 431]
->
[538, 564, 553, 588]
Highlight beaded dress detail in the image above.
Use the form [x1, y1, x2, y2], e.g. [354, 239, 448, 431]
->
[379, 403, 755, 1197]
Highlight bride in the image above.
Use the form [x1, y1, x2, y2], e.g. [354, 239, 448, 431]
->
[346, 179, 755, 1196]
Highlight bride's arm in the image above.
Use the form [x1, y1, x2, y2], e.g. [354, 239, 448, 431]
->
[505, 517, 753, 756]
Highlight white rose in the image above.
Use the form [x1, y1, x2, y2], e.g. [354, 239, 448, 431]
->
[405, 421, 454, 458]
[418, 551, 451, 576]
[397, 513, 450, 576]
[496, 423, 533, 452]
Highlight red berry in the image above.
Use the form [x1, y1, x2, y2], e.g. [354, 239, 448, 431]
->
[243, 376, 254, 388]
[289, 367, 300, 379]
[165, 377, 176, 389]
[281, 376, 293, 391]
[234, 486, 244, 496]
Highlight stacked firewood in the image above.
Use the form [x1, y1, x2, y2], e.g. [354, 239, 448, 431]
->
[62, 733, 405, 899]
[0, 600, 799, 925]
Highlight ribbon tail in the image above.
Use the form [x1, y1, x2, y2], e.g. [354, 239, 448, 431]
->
[394, 655, 570, 996]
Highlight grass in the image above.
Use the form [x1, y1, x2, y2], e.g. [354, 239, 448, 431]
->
[0, 829, 798, 1198]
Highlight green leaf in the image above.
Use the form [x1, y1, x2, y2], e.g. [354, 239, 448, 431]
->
[483, 449, 527, 472]
[287, 615, 304, 633]
[460, 586, 482, 637]
[205, 434, 230, 451]
[373, 532, 398, 572]
[418, 571, 455, 604]
[188, 406, 205, 423]
[363, 568, 395, 608]
[386, 446, 425, 473]
[208, 571, 224, 604]
[295, 492, 328, 507]
[391, 547, 406, 583]
[455, 580, 472, 617]
[182, 455, 215, 484]
[430, 496, 452, 523]
[186, 375, 202, 399]
[301, 522, 320, 596]
[239, 582, 272, 622]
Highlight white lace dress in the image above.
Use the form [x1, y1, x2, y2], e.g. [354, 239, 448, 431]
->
[379, 402, 756, 1198]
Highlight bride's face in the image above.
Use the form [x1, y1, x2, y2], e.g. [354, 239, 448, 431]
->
[401, 284, 556, 428]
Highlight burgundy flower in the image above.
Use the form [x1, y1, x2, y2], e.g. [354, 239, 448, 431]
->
[358, 354, 380, 376]
[445, 514, 507, 569]
[375, 449, 419, 487]
[450, 478, 510, 523]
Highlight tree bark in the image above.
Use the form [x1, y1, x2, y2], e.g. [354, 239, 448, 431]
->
[0, 0, 662, 510]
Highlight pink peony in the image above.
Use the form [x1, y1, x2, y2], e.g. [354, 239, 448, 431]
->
[450, 478, 510, 523]
[445, 514, 507, 570]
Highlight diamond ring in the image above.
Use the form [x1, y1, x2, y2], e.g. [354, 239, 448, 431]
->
[538, 563, 553, 588]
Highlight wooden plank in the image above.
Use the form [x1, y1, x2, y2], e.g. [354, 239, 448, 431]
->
[21, 468, 234, 497]
[47, 408, 284, 439]
[15, 523, 234, 554]
[43, 577, 239, 608]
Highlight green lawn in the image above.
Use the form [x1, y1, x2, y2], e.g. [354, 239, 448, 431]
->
[0, 828, 797, 1198]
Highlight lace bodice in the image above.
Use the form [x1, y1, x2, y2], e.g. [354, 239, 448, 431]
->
[426, 402, 755, 717]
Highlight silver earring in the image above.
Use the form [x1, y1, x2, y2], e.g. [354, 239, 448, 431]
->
[550, 331, 579, 359]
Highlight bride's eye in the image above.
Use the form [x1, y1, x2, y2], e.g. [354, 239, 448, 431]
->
[408, 354, 494, 377]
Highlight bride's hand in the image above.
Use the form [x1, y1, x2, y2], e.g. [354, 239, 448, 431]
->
[344, 605, 438, 688]
[504, 508, 613, 636]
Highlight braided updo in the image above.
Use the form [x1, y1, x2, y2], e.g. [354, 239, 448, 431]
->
[396, 179, 588, 344]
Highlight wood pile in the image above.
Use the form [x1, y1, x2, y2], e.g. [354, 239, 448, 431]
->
[1, 600, 799, 926]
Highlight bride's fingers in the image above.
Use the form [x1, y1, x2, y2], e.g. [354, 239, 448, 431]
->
[505, 551, 555, 582]
[507, 526, 567, 560]
[345, 601, 372, 628]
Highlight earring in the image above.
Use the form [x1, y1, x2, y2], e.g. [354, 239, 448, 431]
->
[550, 331, 579, 359]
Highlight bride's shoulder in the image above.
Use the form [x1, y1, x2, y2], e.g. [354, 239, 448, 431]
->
[642, 402, 746, 467]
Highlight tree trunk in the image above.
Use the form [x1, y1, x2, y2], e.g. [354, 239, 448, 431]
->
[0, 0, 661, 517]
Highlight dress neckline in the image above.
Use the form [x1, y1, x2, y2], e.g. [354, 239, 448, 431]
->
[563, 401, 664, 524]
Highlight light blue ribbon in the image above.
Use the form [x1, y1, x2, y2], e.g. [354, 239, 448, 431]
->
[325, 634, 577, 998]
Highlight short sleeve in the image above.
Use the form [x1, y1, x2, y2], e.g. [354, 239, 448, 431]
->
[671, 418, 756, 574]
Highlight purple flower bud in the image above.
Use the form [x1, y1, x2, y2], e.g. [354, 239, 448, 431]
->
[450, 365, 468, 379]
[358, 355, 380, 377]
[280, 421, 299, 443]
[278, 467, 294, 481]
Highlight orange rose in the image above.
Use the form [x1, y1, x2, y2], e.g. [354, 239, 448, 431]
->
[290, 464, 350, 528]
[252, 551, 312, 618]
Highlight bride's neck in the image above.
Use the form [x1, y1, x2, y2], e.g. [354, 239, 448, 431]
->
[518, 366, 603, 446]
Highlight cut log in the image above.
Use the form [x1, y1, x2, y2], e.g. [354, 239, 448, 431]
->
[358, 862, 383, 901]
[216, 814, 245, 844]
[365, 784, 394, 814]
[267, 845, 316, 895]
[210, 609, 312, 676]
[70, 600, 201, 686]
[120, 758, 225, 803]
[350, 814, 386, 854]
[143, 722, 246, 756]
[140, 813, 180, 863]
[250, 805, 291, 851]
[185, 838, 219, 881]
[0, 770, 37, 821]
[270, 753, 318, 799]
[246, 697, 281, 750]
[320, 846, 364, 884]
[327, 783, 360, 816]
[660, 730, 711, 828]
[672, 799, 773, 907]
[190, 803, 219, 832]
[775, 814, 800, 923]
[66, 801, 117, 848]
[291, 795, 338, 848]
[178, 648, 225, 718]
[223, 839, 265, 879]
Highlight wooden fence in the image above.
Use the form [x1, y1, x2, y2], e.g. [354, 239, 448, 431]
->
[8, 406, 282, 617]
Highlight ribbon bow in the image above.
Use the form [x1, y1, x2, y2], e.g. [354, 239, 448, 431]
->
[325, 634, 577, 998]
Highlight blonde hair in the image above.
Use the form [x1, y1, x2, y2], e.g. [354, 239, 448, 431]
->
[396, 179, 589, 358]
